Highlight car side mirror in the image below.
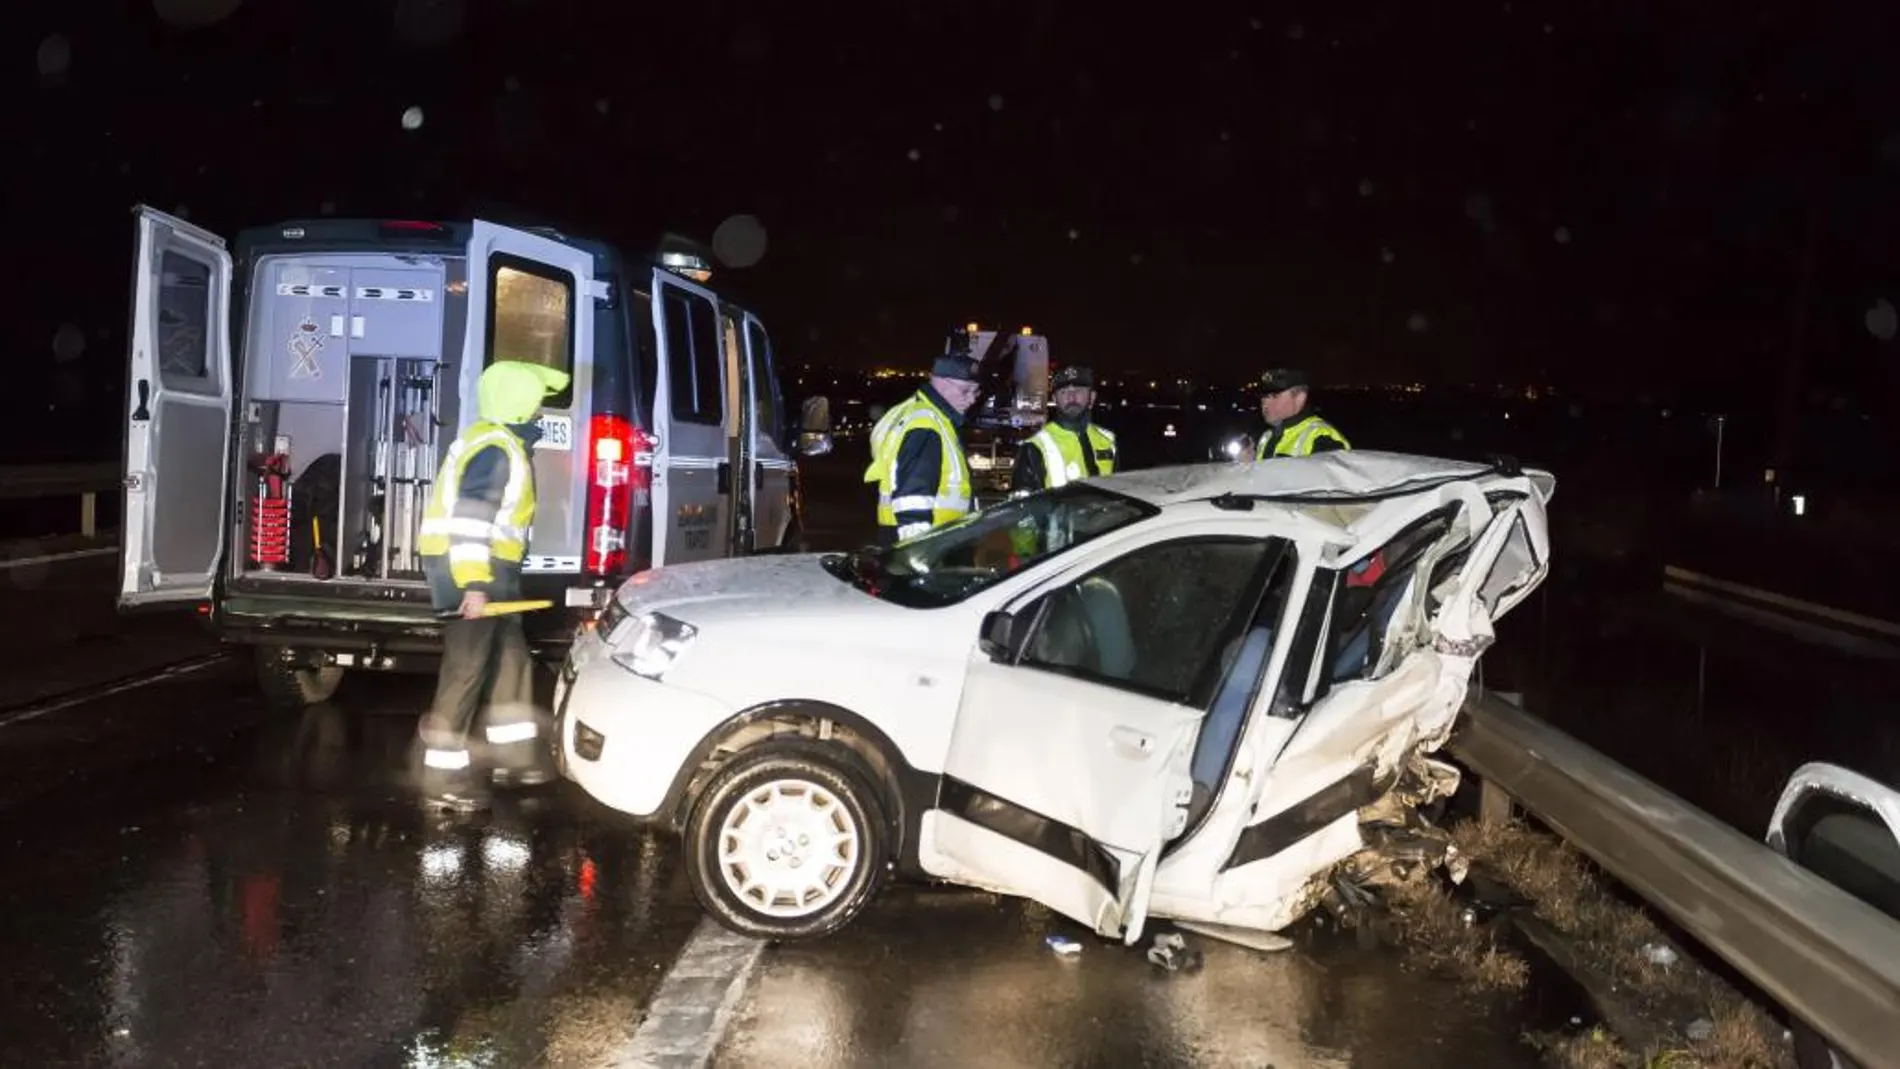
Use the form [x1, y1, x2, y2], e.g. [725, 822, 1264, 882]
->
[979, 609, 1028, 663]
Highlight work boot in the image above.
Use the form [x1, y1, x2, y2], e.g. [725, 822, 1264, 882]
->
[420, 766, 493, 813]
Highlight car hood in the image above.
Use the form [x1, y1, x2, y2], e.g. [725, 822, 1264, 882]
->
[613, 553, 898, 626]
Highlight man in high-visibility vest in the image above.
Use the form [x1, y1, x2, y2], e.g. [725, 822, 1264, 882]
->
[864, 350, 982, 543]
[1255, 367, 1350, 459]
[1012, 365, 1117, 491]
[414, 359, 570, 813]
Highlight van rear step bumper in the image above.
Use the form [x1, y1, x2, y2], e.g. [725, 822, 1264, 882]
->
[216, 595, 591, 667]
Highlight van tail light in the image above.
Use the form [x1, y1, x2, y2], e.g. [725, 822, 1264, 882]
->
[584, 414, 655, 576]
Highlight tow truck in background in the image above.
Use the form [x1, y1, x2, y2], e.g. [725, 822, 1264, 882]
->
[957, 323, 1050, 505]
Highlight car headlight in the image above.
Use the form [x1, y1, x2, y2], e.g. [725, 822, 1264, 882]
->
[608, 612, 697, 680]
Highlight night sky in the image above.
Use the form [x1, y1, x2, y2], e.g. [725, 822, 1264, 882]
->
[16, 0, 1900, 463]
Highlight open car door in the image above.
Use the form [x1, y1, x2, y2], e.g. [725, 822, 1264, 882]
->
[120, 206, 235, 608]
[921, 531, 1285, 944]
[1205, 484, 1492, 907]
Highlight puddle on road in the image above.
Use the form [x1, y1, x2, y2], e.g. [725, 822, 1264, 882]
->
[719, 887, 1556, 1068]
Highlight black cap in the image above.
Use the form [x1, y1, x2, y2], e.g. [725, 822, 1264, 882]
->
[1051, 366, 1094, 390]
[1257, 368, 1310, 394]
[932, 353, 982, 382]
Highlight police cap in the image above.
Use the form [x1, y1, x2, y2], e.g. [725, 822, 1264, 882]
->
[1257, 368, 1311, 395]
[1051, 366, 1095, 390]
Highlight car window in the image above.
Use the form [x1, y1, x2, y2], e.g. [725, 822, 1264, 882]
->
[158, 250, 216, 394]
[820, 485, 1157, 609]
[745, 319, 784, 449]
[1324, 508, 1459, 686]
[1021, 537, 1278, 707]
[629, 289, 658, 426]
[1786, 794, 1900, 923]
[662, 288, 723, 424]
[486, 257, 574, 409]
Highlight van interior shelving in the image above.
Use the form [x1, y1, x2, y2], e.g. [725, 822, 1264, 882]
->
[231, 253, 468, 589]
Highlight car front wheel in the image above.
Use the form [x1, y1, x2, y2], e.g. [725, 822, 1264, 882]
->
[684, 745, 888, 940]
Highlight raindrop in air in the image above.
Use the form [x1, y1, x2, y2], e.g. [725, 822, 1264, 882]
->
[153, 0, 243, 28]
[401, 106, 425, 130]
[711, 214, 768, 269]
[1358, 179, 1375, 197]
[504, 75, 520, 92]
[933, 122, 944, 132]
[1129, 253, 1145, 266]
[174, 204, 190, 219]
[1287, 23, 1306, 40]
[988, 93, 1005, 112]
[1865, 298, 1897, 342]
[596, 98, 610, 114]
[320, 200, 336, 215]
[37, 34, 72, 78]
[1068, 228, 1080, 240]
[907, 148, 921, 161]
[1407, 313, 1430, 333]
[1381, 247, 1396, 264]
[52, 324, 86, 363]
[1554, 226, 1572, 244]
[1250, 18, 1263, 30]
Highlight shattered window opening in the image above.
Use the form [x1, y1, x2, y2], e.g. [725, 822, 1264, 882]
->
[1019, 536, 1278, 707]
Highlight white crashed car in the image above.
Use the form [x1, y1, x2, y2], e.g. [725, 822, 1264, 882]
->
[553, 451, 1553, 941]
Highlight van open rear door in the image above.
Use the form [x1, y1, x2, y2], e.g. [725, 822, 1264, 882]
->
[121, 206, 235, 608]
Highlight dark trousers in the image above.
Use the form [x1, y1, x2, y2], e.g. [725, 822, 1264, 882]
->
[418, 613, 537, 770]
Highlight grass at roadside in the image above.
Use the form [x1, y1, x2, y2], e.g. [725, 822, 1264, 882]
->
[1451, 819, 1789, 1069]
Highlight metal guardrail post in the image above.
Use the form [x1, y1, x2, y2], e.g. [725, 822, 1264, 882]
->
[81, 492, 96, 539]
[1450, 692, 1900, 1069]
[0, 463, 117, 541]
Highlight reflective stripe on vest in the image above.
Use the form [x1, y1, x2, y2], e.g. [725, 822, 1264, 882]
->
[1257, 414, 1350, 459]
[1027, 422, 1118, 488]
[864, 392, 971, 538]
[418, 420, 537, 585]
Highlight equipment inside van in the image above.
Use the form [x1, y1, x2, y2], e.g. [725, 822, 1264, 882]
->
[120, 206, 833, 707]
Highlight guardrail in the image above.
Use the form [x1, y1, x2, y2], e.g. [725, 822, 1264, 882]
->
[1450, 692, 1900, 1069]
[0, 462, 116, 539]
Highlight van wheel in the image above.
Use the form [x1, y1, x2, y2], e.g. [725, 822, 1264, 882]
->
[254, 646, 345, 709]
[684, 745, 888, 940]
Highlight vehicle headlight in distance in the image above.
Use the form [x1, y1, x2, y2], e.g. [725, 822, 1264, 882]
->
[609, 612, 698, 680]
[1223, 437, 1244, 459]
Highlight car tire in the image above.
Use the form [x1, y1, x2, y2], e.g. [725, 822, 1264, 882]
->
[684, 744, 889, 940]
[254, 646, 345, 708]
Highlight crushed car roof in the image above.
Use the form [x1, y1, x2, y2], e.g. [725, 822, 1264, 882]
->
[1092, 451, 1553, 508]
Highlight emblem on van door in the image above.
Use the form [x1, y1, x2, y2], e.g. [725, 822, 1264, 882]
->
[287, 317, 325, 380]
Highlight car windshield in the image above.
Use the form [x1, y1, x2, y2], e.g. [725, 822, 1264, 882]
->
[822, 485, 1158, 609]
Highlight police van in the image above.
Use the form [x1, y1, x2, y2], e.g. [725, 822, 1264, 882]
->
[120, 206, 830, 707]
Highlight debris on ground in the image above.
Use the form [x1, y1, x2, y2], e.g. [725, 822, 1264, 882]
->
[1145, 931, 1203, 973]
[1454, 818, 1792, 1069]
[1043, 934, 1081, 957]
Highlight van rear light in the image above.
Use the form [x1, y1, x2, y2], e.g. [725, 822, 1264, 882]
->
[584, 414, 655, 575]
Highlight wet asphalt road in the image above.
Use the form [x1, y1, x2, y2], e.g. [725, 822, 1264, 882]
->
[4, 458, 1894, 1068]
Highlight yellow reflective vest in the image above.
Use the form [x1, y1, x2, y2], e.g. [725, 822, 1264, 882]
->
[864, 390, 971, 540]
[1024, 421, 1117, 487]
[1257, 413, 1350, 459]
[418, 419, 537, 588]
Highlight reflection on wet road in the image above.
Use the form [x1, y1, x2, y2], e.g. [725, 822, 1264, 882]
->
[719, 888, 1543, 1068]
[0, 674, 705, 1069]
